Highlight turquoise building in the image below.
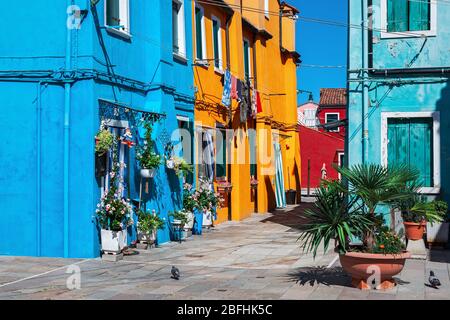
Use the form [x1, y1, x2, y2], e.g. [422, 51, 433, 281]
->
[0, 0, 194, 258]
[348, 0, 450, 220]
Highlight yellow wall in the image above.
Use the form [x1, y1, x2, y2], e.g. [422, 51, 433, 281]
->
[192, 0, 300, 222]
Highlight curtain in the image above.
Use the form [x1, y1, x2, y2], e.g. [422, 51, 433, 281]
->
[274, 143, 286, 208]
[409, 0, 430, 31]
[387, 0, 408, 32]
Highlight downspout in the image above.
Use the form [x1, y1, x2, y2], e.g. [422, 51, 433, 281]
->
[64, 0, 73, 258]
[362, 0, 369, 163]
[225, 14, 232, 221]
[36, 82, 42, 256]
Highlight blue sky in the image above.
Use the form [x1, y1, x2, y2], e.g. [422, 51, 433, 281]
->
[292, 0, 348, 105]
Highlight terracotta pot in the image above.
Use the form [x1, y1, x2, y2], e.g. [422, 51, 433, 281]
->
[404, 221, 426, 240]
[339, 251, 411, 290]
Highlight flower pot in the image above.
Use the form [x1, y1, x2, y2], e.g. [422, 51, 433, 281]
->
[202, 210, 213, 227]
[427, 222, 449, 244]
[404, 221, 427, 241]
[137, 229, 156, 243]
[184, 211, 194, 230]
[339, 251, 411, 290]
[140, 168, 156, 178]
[193, 210, 203, 235]
[100, 229, 127, 254]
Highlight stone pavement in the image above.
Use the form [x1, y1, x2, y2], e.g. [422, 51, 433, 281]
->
[0, 204, 449, 300]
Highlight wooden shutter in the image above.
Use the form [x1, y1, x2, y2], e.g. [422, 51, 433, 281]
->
[409, 0, 430, 31]
[387, 0, 408, 32]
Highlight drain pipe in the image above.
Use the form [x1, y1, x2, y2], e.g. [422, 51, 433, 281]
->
[361, 0, 369, 163]
[36, 82, 42, 256]
[64, 0, 73, 258]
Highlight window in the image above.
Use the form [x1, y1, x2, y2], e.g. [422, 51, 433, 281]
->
[325, 113, 340, 132]
[172, 0, 186, 58]
[382, 0, 436, 37]
[105, 0, 130, 36]
[264, 0, 269, 19]
[215, 127, 227, 179]
[212, 16, 223, 70]
[196, 128, 215, 181]
[243, 39, 252, 80]
[177, 116, 193, 183]
[195, 6, 206, 61]
[382, 112, 441, 193]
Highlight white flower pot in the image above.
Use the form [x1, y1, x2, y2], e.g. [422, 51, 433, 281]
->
[140, 168, 156, 178]
[184, 211, 194, 230]
[202, 210, 213, 227]
[427, 222, 449, 244]
[137, 229, 157, 243]
[101, 229, 127, 254]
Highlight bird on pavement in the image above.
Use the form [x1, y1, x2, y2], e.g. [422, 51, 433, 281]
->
[171, 266, 180, 280]
[428, 271, 441, 289]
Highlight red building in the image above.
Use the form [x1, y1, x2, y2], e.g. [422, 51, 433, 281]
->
[298, 88, 347, 193]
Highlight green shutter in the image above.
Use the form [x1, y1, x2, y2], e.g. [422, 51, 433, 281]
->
[213, 20, 220, 68]
[106, 0, 120, 27]
[215, 129, 226, 178]
[387, 0, 408, 32]
[409, 0, 430, 31]
[388, 118, 433, 188]
[195, 8, 203, 60]
[243, 41, 250, 80]
[173, 2, 179, 53]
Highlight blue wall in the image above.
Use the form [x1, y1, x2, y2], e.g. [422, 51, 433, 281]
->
[0, 0, 194, 258]
[348, 0, 450, 224]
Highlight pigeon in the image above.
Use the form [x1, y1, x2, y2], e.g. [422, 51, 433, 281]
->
[171, 266, 180, 280]
[428, 271, 441, 289]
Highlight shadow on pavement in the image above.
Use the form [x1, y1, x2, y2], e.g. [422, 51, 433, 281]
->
[428, 248, 450, 263]
[261, 203, 314, 231]
[286, 266, 352, 287]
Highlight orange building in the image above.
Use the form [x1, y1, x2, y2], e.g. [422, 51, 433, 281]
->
[191, 0, 301, 223]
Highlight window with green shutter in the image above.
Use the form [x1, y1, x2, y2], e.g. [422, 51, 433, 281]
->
[387, 118, 433, 187]
[212, 18, 221, 69]
[387, 0, 430, 32]
[243, 40, 250, 80]
[215, 128, 227, 179]
[195, 7, 203, 60]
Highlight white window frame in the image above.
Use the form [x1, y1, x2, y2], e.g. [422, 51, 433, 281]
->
[172, 0, 187, 60]
[211, 15, 223, 72]
[325, 112, 340, 132]
[380, 0, 437, 39]
[243, 38, 252, 80]
[104, 0, 131, 39]
[381, 111, 441, 194]
[337, 152, 345, 180]
[194, 5, 208, 64]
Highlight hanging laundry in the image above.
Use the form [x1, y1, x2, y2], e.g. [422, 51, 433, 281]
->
[236, 79, 243, 103]
[240, 80, 250, 123]
[221, 70, 232, 107]
[250, 85, 257, 119]
[230, 75, 238, 100]
[256, 91, 263, 114]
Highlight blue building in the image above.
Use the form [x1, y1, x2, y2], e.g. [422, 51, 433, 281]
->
[0, 0, 195, 258]
[348, 0, 450, 222]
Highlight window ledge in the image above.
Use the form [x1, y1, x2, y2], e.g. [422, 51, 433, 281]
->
[106, 26, 132, 40]
[380, 30, 436, 39]
[214, 68, 224, 76]
[173, 52, 188, 64]
[418, 187, 441, 195]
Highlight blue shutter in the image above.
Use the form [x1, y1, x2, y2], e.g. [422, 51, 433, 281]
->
[409, 0, 430, 31]
[387, 0, 408, 32]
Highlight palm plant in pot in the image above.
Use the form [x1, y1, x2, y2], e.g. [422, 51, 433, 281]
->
[299, 164, 417, 290]
[136, 122, 162, 178]
[137, 209, 165, 245]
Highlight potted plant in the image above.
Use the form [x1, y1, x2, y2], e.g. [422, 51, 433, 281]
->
[300, 164, 418, 290]
[427, 200, 449, 245]
[95, 128, 114, 177]
[216, 178, 233, 194]
[182, 183, 198, 231]
[169, 211, 190, 241]
[197, 178, 224, 227]
[96, 141, 134, 254]
[137, 209, 165, 244]
[173, 156, 194, 178]
[136, 122, 162, 178]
